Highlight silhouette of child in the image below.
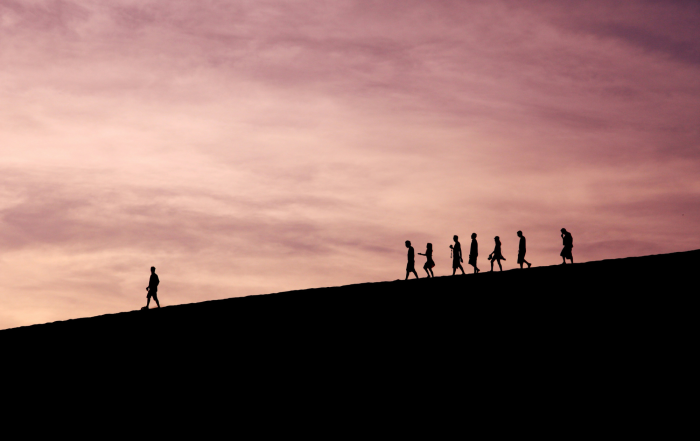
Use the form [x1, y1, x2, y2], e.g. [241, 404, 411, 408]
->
[450, 235, 465, 275]
[405, 240, 419, 280]
[144, 266, 160, 309]
[517, 231, 531, 269]
[418, 243, 435, 278]
[469, 233, 480, 273]
[489, 236, 505, 272]
[560, 228, 574, 264]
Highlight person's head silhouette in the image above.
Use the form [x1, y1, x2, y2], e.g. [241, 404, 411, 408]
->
[405, 240, 411, 248]
[495, 236, 500, 244]
[471, 233, 477, 239]
[427, 243, 432, 251]
[453, 235, 458, 242]
[517, 231, 522, 237]
[151, 266, 156, 273]
[561, 228, 567, 234]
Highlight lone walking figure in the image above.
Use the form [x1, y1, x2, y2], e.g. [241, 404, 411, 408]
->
[144, 266, 160, 309]
[517, 231, 532, 269]
[560, 228, 574, 264]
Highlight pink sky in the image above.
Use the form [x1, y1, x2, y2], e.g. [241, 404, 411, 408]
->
[1, 0, 699, 328]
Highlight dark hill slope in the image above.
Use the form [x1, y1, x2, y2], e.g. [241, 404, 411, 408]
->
[2, 251, 697, 429]
[3, 250, 696, 359]
[2, 250, 696, 410]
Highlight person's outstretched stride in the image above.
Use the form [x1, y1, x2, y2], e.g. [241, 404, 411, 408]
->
[489, 236, 506, 272]
[450, 235, 465, 275]
[560, 228, 574, 264]
[405, 241, 419, 280]
[517, 231, 532, 269]
[468, 233, 480, 273]
[418, 243, 435, 278]
[144, 266, 160, 309]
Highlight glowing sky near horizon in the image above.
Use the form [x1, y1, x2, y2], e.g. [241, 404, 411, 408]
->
[1, 0, 699, 328]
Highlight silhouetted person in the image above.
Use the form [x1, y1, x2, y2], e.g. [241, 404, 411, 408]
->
[144, 266, 160, 309]
[418, 243, 435, 278]
[405, 240, 419, 280]
[468, 233, 480, 273]
[517, 231, 531, 269]
[450, 235, 465, 275]
[489, 236, 505, 272]
[560, 228, 574, 264]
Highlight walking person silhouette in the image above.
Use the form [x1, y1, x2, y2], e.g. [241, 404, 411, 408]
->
[560, 228, 574, 264]
[405, 241, 419, 280]
[418, 243, 435, 278]
[143, 266, 160, 310]
[468, 233, 480, 273]
[517, 231, 532, 269]
[489, 236, 505, 272]
[450, 235, 465, 275]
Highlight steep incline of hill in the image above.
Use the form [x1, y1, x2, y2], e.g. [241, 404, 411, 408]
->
[4, 251, 694, 433]
[3, 250, 696, 351]
[2, 250, 696, 423]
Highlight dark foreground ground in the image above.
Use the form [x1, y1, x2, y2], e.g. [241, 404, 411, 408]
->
[2, 251, 696, 428]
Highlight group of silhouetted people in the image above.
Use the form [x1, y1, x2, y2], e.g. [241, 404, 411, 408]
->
[404, 228, 574, 279]
[140, 229, 575, 308]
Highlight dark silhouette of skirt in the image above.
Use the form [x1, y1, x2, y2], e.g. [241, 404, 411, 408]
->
[424, 259, 435, 269]
[468, 255, 477, 266]
[561, 246, 573, 259]
[517, 252, 526, 264]
[407, 261, 416, 272]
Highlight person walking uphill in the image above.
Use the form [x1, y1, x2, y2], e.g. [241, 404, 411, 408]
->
[405, 241, 419, 280]
[469, 233, 480, 274]
[143, 266, 160, 310]
[418, 243, 435, 278]
[517, 231, 531, 269]
[489, 236, 506, 272]
[560, 228, 574, 264]
[450, 235, 465, 275]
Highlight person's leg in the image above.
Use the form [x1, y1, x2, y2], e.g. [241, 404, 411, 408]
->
[429, 268, 434, 277]
[490, 259, 494, 272]
[146, 295, 151, 308]
[452, 267, 457, 275]
[153, 294, 160, 308]
[412, 270, 419, 279]
[525, 260, 531, 268]
[405, 271, 410, 280]
[424, 268, 430, 277]
[562, 256, 566, 264]
[519, 262, 523, 269]
[497, 259, 502, 271]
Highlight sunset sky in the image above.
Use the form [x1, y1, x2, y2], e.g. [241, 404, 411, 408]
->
[1, 0, 699, 328]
